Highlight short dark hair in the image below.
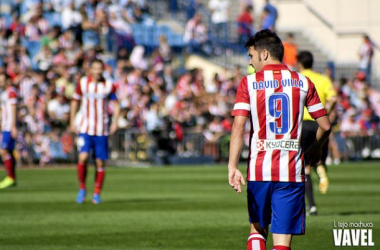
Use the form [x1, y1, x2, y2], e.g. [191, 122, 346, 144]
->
[245, 5, 253, 12]
[245, 29, 284, 61]
[297, 51, 313, 69]
[90, 59, 104, 67]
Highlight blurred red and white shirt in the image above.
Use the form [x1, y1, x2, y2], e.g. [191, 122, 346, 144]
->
[1, 86, 18, 132]
[73, 76, 117, 136]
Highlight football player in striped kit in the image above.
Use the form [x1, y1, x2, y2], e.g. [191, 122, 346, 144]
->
[0, 73, 18, 189]
[228, 30, 331, 250]
[70, 59, 120, 204]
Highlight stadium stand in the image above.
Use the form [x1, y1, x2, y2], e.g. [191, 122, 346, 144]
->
[0, 0, 379, 166]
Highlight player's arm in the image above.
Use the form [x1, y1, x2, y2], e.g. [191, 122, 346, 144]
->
[228, 77, 250, 193]
[324, 78, 337, 116]
[305, 78, 332, 165]
[325, 96, 337, 116]
[10, 103, 17, 138]
[8, 91, 18, 138]
[71, 81, 83, 133]
[109, 100, 120, 135]
[70, 99, 79, 133]
[109, 85, 120, 135]
[306, 115, 331, 166]
[228, 115, 247, 193]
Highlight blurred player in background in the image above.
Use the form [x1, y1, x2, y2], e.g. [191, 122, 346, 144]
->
[228, 30, 331, 250]
[0, 73, 18, 189]
[282, 33, 297, 70]
[297, 51, 337, 216]
[70, 59, 120, 204]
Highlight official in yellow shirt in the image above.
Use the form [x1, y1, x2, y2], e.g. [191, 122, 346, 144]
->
[297, 51, 337, 216]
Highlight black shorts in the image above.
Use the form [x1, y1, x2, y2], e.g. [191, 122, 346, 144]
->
[302, 120, 329, 166]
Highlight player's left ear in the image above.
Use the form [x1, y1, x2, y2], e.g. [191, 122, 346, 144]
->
[262, 49, 269, 61]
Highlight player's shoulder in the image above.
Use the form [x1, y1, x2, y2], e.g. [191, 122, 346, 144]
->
[105, 78, 115, 85]
[296, 73, 314, 91]
[246, 71, 264, 82]
[79, 75, 88, 84]
[7, 86, 18, 96]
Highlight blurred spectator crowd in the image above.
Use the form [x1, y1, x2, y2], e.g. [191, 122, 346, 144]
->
[0, 0, 244, 165]
[0, 0, 379, 165]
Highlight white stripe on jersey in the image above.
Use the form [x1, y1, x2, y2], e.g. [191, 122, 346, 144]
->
[296, 73, 309, 182]
[261, 70, 275, 181]
[281, 70, 296, 141]
[279, 70, 293, 182]
[263, 70, 275, 141]
[279, 149, 289, 182]
[307, 103, 324, 113]
[233, 103, 250, 111]
[247, 74, 257, 181]
[295, 148, 303, 182]
[88, 82, 96, 135]
[262, 150, 273, 181]
[96, 83, 104, 136]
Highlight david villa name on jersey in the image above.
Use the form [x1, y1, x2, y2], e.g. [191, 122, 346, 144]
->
[252, 79, 304, 90]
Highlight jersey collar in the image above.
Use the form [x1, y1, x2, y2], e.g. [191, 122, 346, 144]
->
[87, 76, 106, 85]
[261, 64, 290, 72]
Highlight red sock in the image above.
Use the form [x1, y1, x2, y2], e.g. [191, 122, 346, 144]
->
[247, 233, 266, 250]
[3, 154, 15, 179]
[77, 163, 87, 190]
[94, 168, 105, 194]
[273, 246, 290, 250]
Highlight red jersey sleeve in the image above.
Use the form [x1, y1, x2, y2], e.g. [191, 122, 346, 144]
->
[232, 77, 250, 117]
[72, 80, 82, 100]
[8, 89, 18, 105]
[305, 77, 327, 119]
[109, 83, 117, 101]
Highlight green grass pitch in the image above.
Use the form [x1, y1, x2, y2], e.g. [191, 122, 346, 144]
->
[0, 162, 379, 250]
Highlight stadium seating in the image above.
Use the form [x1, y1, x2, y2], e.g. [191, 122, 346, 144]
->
[131, 23, 185, 52]
[43, 12, 62, 29]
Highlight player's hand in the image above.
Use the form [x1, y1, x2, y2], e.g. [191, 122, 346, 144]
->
[228, 168, 246, 193]
[11, 126, 18, 139]
[69, 123, 77, 134]
[109, 122, 118, 135]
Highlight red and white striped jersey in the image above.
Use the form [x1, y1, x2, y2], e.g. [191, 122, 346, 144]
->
[232, 64, 327, 183]
[73, 76, 117, 136]
[1, 86, 18, 132]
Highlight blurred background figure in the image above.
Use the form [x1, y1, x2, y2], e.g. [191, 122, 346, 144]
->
[358, 35, 374, 84]
[237, 5, 254, 47]
[297, 51, 337, 216]
[282, 33, 297, 70]
[183, 13, 208, 55]
[261, 0, 277, 31]
[208, 0, 230, 42]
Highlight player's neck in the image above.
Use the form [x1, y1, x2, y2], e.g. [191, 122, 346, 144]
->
[263, 59, 282, 66]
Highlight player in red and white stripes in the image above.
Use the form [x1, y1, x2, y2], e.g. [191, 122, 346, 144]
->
[70, 59, 120, 204]
[0, 73, 18, 189]
[228, 30, 331, 250]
